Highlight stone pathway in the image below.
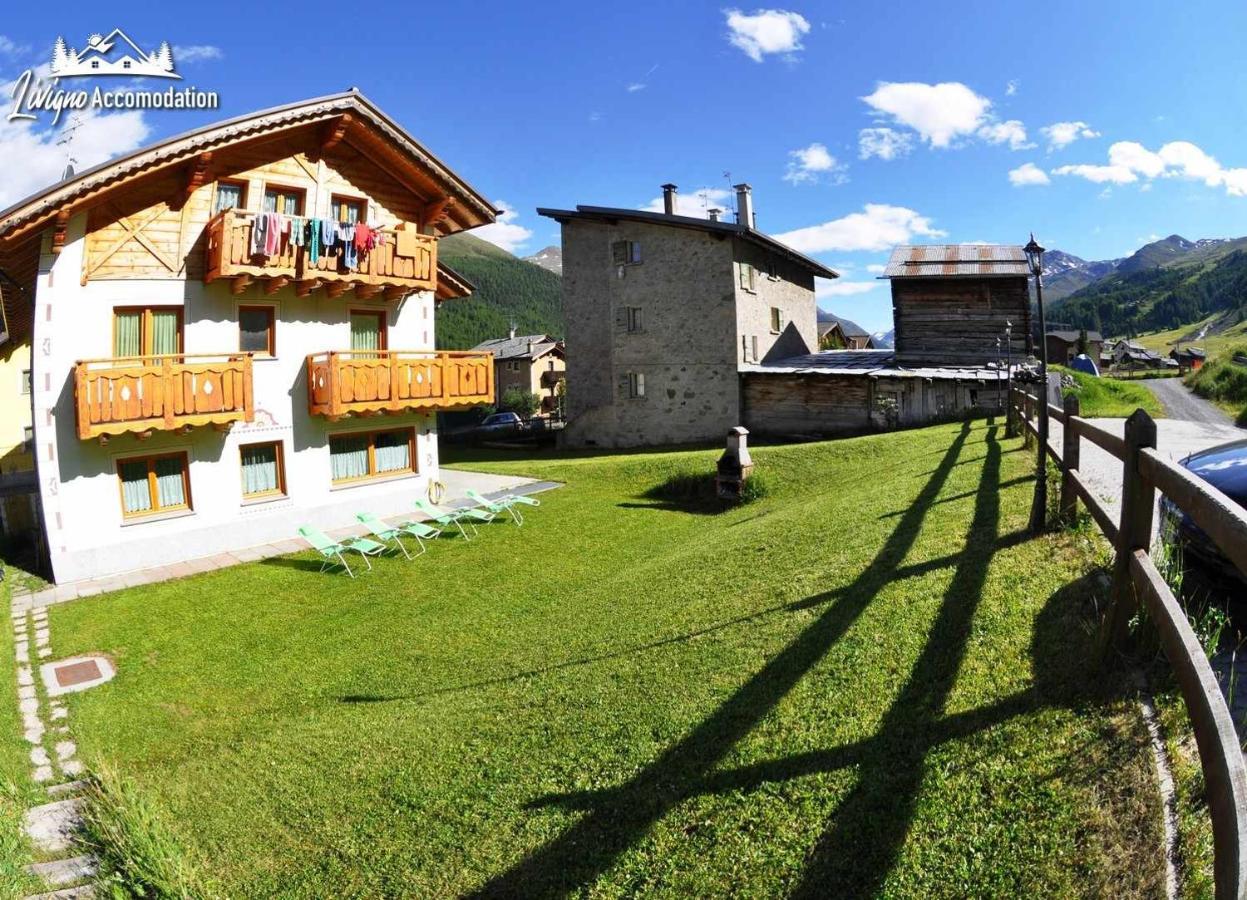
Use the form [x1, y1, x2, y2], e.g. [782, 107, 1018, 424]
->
[21, 474, 560, 610]
[9, 590, 97, 898]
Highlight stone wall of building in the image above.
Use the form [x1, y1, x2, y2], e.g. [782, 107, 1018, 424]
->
[560, 219, 740, 447]
[731, 240, 818, 364]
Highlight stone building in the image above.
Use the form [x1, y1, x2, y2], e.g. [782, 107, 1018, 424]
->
[538, 184, 837, 447]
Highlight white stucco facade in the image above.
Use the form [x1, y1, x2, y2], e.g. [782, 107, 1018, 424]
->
[31, 213, 444, 584]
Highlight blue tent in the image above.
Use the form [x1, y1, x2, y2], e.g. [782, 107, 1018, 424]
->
[1070, 353, 1100, 377]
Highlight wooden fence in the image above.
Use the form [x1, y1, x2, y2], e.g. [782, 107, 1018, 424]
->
[1010, 385, 1247, 898]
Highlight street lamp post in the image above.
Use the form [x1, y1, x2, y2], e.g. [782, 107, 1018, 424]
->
[1005, 320, 1013, 432]
[1024, 234, 1049, 533]
[995, 337, 1003, 412]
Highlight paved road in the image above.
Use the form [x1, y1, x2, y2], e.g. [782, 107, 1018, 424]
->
[1141, 376, 1236, 425]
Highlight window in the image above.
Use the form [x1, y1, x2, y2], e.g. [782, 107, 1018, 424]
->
[330, 428, 415, 484]
[739, 263, 756, 292]
[263, 185, 304, 216]
[113, 307, 182, 358]
[22, 427, 32, 452]
[612, 240, 641, 265]
[751, 335, 759, 361]
[213, 180, 247, 215]
[91, 60, 99, 69]
[767, 258, 779, 280]
[238, 305, 275, 356]
[626, 306, 643, 333]
[743, 334, 758, 363]
[122, 60, 131, 69]
[240, 442, 285, 500]
[349, 310, 387, 352]
[331, 194, 367, 224]
[626, 372, 645, 399]
[770, 307, 783, 334]
[117, 452, 191, 519]
[20, 369, 30, 395]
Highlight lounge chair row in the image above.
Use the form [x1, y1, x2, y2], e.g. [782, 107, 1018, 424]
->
[297, 490, 541, 577]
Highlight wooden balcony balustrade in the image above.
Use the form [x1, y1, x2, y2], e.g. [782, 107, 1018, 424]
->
[306, 350, 494, 420]
[75, 353, 254, 441]
[204, 209, 437, 299]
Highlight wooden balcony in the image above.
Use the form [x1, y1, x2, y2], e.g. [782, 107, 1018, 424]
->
[75, 354, 254, 441]
[204, 209, 437, 299]
[306, 350, 494, 420]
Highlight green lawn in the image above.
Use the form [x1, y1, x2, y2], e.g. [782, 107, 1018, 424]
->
[1185, 345, 1247, 425]
[46, 420, 1168, 897]
[1057, 366, 1166, 418]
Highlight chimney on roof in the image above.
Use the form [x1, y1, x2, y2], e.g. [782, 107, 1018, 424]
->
[528, 339, 535, 356]
[707, 208, 722, 222]
[661, 183, 678, 215]
[734, 183, 754, 230]
[509, 322, 516, 340]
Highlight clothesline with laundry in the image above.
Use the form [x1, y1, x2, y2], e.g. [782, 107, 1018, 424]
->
[247, 212, 388, 269]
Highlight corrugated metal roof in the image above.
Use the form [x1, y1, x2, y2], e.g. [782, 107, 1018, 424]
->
[882, 244, 1030, 279]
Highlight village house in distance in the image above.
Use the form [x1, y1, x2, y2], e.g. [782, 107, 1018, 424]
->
[472, 329, 566, 416]
[538, 184, 838, 447]
[0, 90, 497, 585]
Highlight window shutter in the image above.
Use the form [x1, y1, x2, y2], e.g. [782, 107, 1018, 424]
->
[635, 373, 645, 396]
[619, 373, 631, 396]
[635, 307, 643, 331]
[612, 241, 627, 265]
[629, 242, 641, 264]
[615, 306, 628, 328]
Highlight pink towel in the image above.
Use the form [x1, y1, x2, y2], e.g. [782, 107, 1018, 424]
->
[264, 213, 282, 256]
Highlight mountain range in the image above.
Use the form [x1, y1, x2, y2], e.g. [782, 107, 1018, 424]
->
[523, 245, 562, 275]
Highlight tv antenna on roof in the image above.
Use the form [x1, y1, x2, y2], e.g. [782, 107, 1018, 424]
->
[56, 115, 83, 180]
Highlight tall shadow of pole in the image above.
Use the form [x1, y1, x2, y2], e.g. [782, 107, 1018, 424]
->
[469, 421, 990, 898]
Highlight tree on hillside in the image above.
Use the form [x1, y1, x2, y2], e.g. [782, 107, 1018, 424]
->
[1077, 328, 1088, 356]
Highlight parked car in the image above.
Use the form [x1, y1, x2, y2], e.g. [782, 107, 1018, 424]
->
[476, 412, 525, 436]
[1160, 438, 1247, 596]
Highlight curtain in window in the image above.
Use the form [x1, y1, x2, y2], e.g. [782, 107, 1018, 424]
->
[262, 192, 276, 213]
[214, 184, 242, 214]
[242, 445, 279, 495]
[118, 460, 151, 514]
[151, 311, 179, 355]
[350, 314, 381, 351]
[374, 432, 410, 474]
[114, 311, 141, 357]
[330, 435, 369, 481]
[153, 457, 186, 508]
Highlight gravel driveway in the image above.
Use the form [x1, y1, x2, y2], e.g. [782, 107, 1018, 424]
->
[1141, 376, 1235, 425]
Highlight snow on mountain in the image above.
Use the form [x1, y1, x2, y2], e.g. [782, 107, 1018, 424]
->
[523, 246, 562, 275]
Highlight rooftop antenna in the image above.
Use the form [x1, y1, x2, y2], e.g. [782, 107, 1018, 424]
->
[722, 171, 736, 219]
[56, 114, 83, 180]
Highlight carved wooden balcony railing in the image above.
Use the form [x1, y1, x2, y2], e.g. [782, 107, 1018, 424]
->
[204, 209, 437, 299]
[75, 353, 254, 441]
[306, 350, 494, 420]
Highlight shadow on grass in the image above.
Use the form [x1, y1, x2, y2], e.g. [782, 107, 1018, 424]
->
[616, 472, 769, 516]
[466, 420, 990, 897]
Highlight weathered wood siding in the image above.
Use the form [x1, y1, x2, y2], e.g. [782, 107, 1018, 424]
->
[742, 372, 1008, 437]
[82, 134, 419, 285]
[892, 276, 1031, 367]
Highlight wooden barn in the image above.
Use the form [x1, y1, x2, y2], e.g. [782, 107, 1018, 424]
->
[885, 244, 1032, 367]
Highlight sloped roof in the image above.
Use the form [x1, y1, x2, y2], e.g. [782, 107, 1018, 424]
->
[883, 244, 1030, 279]
[473, 333, 563, 361]
[741, 349, 1006, 382]
[0, 89, 498, 245]
[1047, 330, 1104, 342]
[818, 311, 870, 338]
[536, 205, 838, 280]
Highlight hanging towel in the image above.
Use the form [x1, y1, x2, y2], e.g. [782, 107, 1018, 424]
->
[289, 217, 305, 248]
[250, 214, 267, 257]
[321, 218, 337, 249]
[354, 222, 374, 253]
[264, 212, 281, 256]
[308, 219, 321, 265]
[339, 223, 358, 270]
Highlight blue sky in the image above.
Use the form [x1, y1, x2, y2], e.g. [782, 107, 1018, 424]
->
[3, 0, 1247, 332]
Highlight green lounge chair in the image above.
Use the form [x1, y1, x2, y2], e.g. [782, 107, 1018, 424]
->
[356, 512, 442, 559]
[413, 498, 477, 540]
[297, 526, 385, 577]
[466, 489, 525, 526]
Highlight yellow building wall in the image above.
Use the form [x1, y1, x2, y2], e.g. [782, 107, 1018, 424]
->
[0, 340, 33, 475]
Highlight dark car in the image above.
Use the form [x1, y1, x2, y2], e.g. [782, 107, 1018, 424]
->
[476, 412, 525, 436]
[1160, 438, 1247, 595]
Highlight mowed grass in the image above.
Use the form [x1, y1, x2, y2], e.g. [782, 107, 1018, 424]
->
[47, 420, 1167, 897]
[1057, 366, 1166, 418]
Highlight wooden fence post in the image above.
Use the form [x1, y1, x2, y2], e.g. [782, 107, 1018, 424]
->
[1100, 409, 1158, 658]
[1060, 394, 1080, 525]
[1023, 393, 1034, 450]
[1006, 387, 1018, 437]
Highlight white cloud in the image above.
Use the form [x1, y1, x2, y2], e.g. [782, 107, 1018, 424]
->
[641, 187, 733, 219]
[626, 82, 646, 93]
[1054, 138, 1247, 196]
[172, 45, 223, 63]
[0, 69, 151, 208]
[775, 203, 946, 254]
[0, 36, 30, 59]
[866, 263, 886, 274]
[816, 280, 882, 298]
[977, 119, 1033, 150]
[473, 200, 533, 254]
[783, 142, 846, 185]
[1040, 121, 1099, 150]
[1005, 79, 1018, 96]
[724, 8, 810, 62]
[1008, 162, 1050, 186]
[858, 127, 913, 161]
[861, 81, 992, 148]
